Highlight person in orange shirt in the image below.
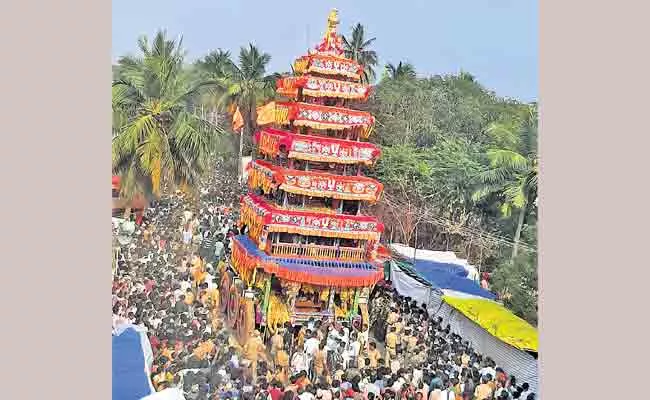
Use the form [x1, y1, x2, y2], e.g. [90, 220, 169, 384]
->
[385, 327, 398, 362]
[160, 346, 174, 363]
[296, 326, 306, 350]
[193, 334, 216, 361]
[191, 257, 207, 291]
[184, 288, 195, 305]
[275, 348, 290, 385]
[270, 330, 284, 367]
[313, 342, 328, 378]
[243, 330, 268, 381]
[474, 376, 493, 400]
[367, 342, 381, 368]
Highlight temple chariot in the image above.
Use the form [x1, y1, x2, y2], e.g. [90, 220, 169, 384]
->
[220, 9, 386, 345]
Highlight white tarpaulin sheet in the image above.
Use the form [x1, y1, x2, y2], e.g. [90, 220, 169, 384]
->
[390, 261, 439, 314]
[140, 388, 187, 400]
[390, 243, 480, 281]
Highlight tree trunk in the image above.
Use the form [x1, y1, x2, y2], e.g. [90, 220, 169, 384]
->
[238, 128, 244, 184]
[511, 204, 527, 259]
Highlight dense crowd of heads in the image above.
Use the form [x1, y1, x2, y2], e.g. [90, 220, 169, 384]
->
[112, 160, 536, 400]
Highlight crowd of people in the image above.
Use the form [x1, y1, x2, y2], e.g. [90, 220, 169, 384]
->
[365, 285, 536, 400]
[111, 159, 537, 400]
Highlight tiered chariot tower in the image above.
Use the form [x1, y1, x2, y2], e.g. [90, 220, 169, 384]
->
[221, 10, 386, 344]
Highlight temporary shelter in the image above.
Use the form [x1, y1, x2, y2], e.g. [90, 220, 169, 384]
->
[387, 256, 539, 393]
[433, 296, 539, 393]
[390, 243, 480, 281]
[112, 324, 155, 400]
[141, 388, 187, 400]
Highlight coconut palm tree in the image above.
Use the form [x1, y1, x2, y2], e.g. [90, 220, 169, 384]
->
[342, 23, 378, 84]
[196, 44, 278, 139]
[195, 44, 279, 181]
[385, 61, 416, 80]
[112, 30, 222, 211]
[472, 104, 538, 259]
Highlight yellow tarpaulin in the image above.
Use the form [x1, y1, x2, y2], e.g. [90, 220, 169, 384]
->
[232, 102, 276, 131]
[442, 296, 538, 353]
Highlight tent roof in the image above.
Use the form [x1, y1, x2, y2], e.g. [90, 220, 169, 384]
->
[412, 265, 495, 300]
[442, 296, 538, 352]
[112, 326, 154, 400]
[394, 257, 494, 300]
[390, 243, 479, 280]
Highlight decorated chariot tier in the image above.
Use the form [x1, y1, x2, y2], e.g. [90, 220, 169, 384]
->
[221, 9, 387, 343]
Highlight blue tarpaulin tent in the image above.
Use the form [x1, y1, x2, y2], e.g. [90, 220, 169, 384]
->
[112, 325, 155, 400]
[409, 261, 496, 300]
[410, 259, 468, 278]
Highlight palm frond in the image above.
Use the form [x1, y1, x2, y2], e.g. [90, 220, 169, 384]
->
[486, 149, 530, 172]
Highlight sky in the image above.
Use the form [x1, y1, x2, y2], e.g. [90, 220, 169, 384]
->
[112, 0, 537, 101]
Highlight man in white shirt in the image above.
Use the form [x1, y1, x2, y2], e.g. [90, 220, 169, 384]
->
[479, 365, 496, 380]
[391, 377, 406, 393]
[183, 209, 193, 224]
[304, 332, 320, 356]
[203, 271, 215, 288]
[303, 331, 320, 374]
[214, 240, 225, 261]
[412, 366, 423, 386]
[298, 390, 315, 400]
[342, 334, 361, 369]
[519, 383, 531, 400]
[291, 350, 308, 375]
[364, 379, 380, 397]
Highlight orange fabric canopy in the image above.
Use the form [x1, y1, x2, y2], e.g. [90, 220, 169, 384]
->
[232, 102, 276, 131]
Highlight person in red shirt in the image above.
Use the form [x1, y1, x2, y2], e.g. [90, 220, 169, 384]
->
[495, 367, 508, 386]
[149, 334, 160, 353]
[144, 277, 155, 293]
[268, 380, 284, 400]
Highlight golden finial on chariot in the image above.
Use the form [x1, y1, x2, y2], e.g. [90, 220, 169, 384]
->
[321, 8, 341, 52]
[327, 8, 339, 32]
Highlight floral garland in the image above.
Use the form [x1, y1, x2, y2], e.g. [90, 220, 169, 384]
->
[231, 239, 257, 286]
[239, 196, 269, 240]
[274, 104, 291, 125]
[247, 162, 278, 194]
[292, 56, 309, 74]
[294, 108, 372, 130]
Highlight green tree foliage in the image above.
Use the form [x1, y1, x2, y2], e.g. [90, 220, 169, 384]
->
[490, 234, 538, 326]
[112, 30, 223, 203]
[473, 104, 538, 259]
[384, 61, 416, 81]
[342, 23, 378, 84]
[195, 44, 278, 139]
[368, 72, 538, 324]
